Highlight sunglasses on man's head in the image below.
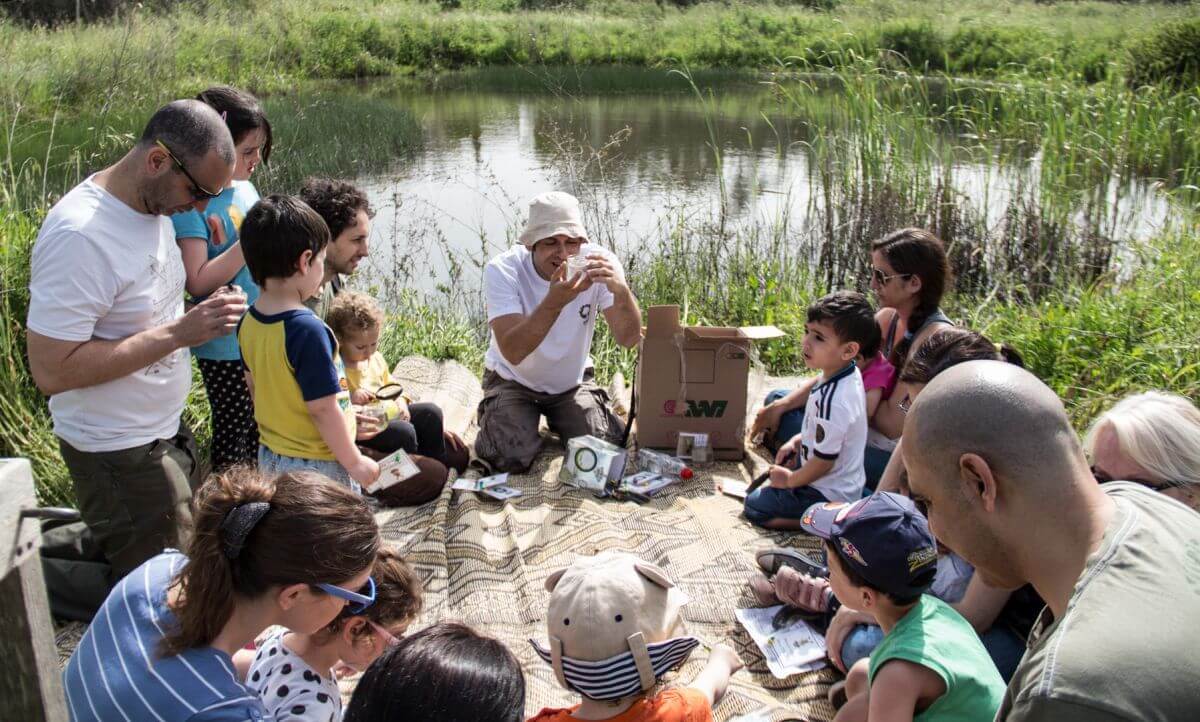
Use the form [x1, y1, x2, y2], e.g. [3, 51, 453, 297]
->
[316, 576, 376, 614]
[1090, 465, 1173, 493]
[870, 268, 912, 286]
[155, 139, 221, 201]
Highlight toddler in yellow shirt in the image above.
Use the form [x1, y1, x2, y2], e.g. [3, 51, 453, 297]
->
[327, 292, 468, 506]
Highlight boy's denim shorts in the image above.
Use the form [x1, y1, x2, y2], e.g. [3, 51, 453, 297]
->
[743, 484, 828, 527]
[258, 445, 360, 495]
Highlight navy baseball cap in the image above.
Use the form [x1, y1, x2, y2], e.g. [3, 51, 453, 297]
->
[799, 492, 938, 599]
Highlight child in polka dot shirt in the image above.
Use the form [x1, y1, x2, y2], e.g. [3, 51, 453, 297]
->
[239, 547, 423, 721]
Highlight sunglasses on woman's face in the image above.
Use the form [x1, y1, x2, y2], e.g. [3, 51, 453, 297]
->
[316, 576, 376, 614]
[870, 268, 912, 286]
[1090, 465, 1173, 493]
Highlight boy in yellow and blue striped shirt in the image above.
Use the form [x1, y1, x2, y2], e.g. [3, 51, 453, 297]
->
[237, 194, 379, 491]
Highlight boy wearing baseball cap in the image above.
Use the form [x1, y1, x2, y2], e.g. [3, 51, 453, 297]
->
[529, 552, 743, 722]
[801, 493, 1004, 722]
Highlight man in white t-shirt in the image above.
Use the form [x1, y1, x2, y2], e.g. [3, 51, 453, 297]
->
[26, 100, 244, 620]
[476, 192, 642, 472]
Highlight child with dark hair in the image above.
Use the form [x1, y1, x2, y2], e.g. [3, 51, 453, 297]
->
[63, 467, 380, 722]
[344, 622, 526, 722]
[800, 493, 1004, 722]
[327, 291, 469, 506]
[172, 85, 274, 470]
[237, 547, 424, 721]
[754, 328, 1036, 685]
[238, 195, 380, 491]
[744, 291, 874, 529]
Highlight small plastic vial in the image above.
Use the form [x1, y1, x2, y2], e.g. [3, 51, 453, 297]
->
[637, 448, 694, 480]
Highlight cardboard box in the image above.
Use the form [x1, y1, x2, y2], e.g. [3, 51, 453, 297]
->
[635, 306, 784, 461]
[559, 434, 629, 491]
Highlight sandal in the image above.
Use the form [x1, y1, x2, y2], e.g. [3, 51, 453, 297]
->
[755, 547, 829, 579]
[748, 573, 780, 606]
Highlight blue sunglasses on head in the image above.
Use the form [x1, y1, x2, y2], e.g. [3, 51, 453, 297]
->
[316, 576, 376, 613]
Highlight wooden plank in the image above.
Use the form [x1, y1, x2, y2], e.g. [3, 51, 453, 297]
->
[1, 459, 41, 579]
[0, 459, 69, 722]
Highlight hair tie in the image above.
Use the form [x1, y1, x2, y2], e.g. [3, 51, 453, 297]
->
[219, 502, 270, 560]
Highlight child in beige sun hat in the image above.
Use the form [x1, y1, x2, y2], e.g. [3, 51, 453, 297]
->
[528, 551, 743, 722]
[519, 191, 589, 247]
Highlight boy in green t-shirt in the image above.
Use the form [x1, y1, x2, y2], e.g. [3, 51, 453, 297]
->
[800, 492, 1004, 722]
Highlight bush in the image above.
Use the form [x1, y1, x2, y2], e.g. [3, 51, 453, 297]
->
[944, 26, 1049, 77]
[1126, 18, 1200, 89]
[879, 20, 945, 72]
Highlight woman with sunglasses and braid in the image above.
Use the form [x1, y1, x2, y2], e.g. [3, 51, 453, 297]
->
[753, 228, 952, 488]
[171, 85, 273, 471]
[64, 467, 380, 722]
[236, 546, 424, 722]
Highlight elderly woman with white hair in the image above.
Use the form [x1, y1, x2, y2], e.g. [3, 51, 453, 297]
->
[1085, 391, 1200, 512]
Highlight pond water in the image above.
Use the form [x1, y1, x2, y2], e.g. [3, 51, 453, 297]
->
[351, 70, 1174, 301]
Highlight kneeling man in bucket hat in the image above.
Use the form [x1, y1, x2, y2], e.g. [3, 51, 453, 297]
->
[476, 191, 642, 473]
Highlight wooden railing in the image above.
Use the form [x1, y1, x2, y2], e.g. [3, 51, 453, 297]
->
[0, 459, 69, 721]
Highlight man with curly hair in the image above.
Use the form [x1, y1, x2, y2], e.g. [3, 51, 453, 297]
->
[299, 178, 374, 319]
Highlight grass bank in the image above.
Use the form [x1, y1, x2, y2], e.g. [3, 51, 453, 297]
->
[2, 0, 1196, 119]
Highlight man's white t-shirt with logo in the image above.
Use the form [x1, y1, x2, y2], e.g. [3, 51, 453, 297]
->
[799, 363, 867, 502]
[27, 177, 189, 452]
[483, 244, 618, 395]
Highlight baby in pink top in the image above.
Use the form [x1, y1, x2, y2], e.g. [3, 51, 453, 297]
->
[859, 350, 897, 417]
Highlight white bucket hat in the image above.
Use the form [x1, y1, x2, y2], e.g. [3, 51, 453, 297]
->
[529, 552, 699, 701]
[519, 191, 589, 249]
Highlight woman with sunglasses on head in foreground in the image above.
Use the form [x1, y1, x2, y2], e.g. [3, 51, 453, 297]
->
[1084, 391, 1200, 512]
[752, 228, 952, 488]
[64, 468, 380, 722]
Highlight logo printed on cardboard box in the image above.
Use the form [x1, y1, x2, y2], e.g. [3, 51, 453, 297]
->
[663, 399, 729, 418]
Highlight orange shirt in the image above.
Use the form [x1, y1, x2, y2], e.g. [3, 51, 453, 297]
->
[528, 688, 712, 722]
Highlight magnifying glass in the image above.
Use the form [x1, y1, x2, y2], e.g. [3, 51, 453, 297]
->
[374, 383, 405, 401]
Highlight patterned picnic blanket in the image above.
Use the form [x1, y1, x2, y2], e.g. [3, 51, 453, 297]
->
[377, 357, 837, 722]
[54, 356, 837, 721]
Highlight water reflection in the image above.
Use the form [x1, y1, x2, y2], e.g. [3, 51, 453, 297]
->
[354, 78, 1172, 299]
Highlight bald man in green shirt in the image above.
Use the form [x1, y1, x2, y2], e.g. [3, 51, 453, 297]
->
[903, 361, 1200, 722]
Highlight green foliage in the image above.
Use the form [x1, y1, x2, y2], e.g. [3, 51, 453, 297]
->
[1126, 18, 1200, 90]
[972, 231, 1200, 426]
[879, 20, 944, 72]
[0, 0, 1196, 122]
[376, 293, 486, 374]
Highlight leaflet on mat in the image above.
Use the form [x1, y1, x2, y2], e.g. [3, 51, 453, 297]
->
[735, 605, 827, 678]
[452, 473, 510, 492]
[367, 449, 421, 493]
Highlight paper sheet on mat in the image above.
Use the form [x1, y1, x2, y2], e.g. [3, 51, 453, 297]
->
[736, 605, 827, 678]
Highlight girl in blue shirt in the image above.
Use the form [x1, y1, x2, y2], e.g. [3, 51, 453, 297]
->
[172, 85, 272, 469]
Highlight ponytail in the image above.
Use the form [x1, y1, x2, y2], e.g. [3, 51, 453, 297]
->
[160, 467, 379, 656]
